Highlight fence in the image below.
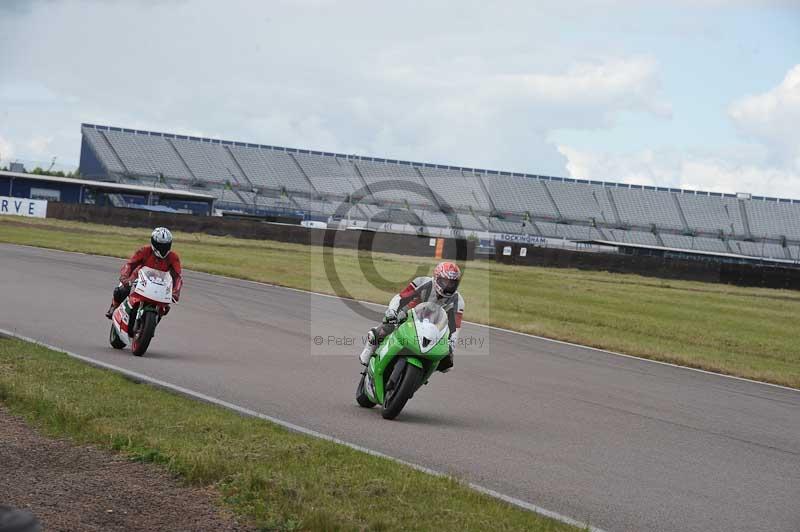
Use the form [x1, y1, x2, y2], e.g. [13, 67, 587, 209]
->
[495, 242, 800, 290]
[47, 203, 474, 261]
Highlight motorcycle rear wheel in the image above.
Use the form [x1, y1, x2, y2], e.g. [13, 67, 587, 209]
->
[381, 363, 423, 420]
[131, 311, 157, 357]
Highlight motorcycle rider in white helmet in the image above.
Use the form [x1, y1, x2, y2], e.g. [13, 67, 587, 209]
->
[105, 227, 182, 319]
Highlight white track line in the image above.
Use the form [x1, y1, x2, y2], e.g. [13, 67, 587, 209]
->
[6, 242, 799, 394]
[0, 328, 606, 532]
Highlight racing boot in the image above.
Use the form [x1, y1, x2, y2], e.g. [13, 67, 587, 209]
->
[105, 300, 117, 320]
[437, 352, 454, 372]
[359, 329, 378, 365]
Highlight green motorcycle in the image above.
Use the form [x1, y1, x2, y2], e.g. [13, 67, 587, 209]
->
[356, 302, 451, 420]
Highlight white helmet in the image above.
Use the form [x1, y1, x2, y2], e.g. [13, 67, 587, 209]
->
[151, 227, 173, 259]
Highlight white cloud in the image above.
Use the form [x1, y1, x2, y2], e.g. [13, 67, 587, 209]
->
[557, 144, 800, 198]
[357, 54, 669, 174]
[0, 136, 14, 163]
[0, 0, 795, 188]
[26, 136, 54, 156]
[729, 64, 800, 170]
[558, 145, 667, 186]
[493, 57, 671, 118]
[558, 64, 800, 198]
[0, 0, 673, 178]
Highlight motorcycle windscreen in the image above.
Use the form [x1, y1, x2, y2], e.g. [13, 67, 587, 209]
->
[412, 302, 449, 353]
[134, 267, 173, 304]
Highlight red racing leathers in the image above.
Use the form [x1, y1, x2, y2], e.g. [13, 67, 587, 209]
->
[112, 246, 183, 308]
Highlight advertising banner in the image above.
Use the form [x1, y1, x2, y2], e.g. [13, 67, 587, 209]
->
[0, 196, 47, 218]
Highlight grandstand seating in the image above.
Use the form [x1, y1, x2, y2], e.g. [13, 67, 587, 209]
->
[294, 153, 364, 197]
[236, 190, 284, 209]
[170, 139, 245, 185]
[102, 130, 159, 177]
[676, 193, 745, 235]
[488, 218, 527, 235]
[618, 230, 660, 246]
[82, 128, 127, 174]
[79, 124, 800, 262]
[730, 240, 788, 259]
[228, 147, 285, 189]
[419, 168, 492, 211]
[545, 181, 617, 224]
[745, 201, 800, 240]
[693, 237, 729, 254]
[482, 174, 558, 217]
[536, 221, 592, 240]
[292, 197, 338, 218]
[355, 160, 435, 206]
[611, 188, 683, 230]
[660, 234, 695, 250]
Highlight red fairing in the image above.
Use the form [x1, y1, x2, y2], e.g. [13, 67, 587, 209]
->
[121, 246, 183, 301]
[128, 291, 170, 315]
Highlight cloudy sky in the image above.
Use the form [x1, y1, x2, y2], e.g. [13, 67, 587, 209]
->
[1, 0, 799, 196]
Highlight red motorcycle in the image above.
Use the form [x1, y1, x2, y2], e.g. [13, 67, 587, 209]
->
[109, 267, 174, 356]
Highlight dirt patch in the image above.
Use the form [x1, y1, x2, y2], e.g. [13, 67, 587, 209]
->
[0, 405, 254, 532]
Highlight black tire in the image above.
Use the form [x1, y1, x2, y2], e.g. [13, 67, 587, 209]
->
[109, 324, 125, 349]
[356, 373, 377, 408]
[131, 311, 157, 357]
[381, 363, 423, 420]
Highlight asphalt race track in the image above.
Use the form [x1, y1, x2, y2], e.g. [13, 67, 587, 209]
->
[1, 244, 798, 532]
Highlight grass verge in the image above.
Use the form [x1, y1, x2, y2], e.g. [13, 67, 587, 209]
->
[1, 216, 799, 388]
[0, 336, 583, 532]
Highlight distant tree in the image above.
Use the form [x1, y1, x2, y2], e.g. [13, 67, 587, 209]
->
[30, 166, 79, 178]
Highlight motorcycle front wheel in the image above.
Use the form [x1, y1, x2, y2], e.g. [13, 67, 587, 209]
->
[109, 324, 125, 349]
[381, 363, 423, 420]
[356, 372, 376, 408]
[131, 311, 157, 357]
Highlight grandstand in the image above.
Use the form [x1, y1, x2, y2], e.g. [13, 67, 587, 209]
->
[78, 123, 800, 262]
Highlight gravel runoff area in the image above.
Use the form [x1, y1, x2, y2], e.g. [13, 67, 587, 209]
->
[0, 406, 254, 532]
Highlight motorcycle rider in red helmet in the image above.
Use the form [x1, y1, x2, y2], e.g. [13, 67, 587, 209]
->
[105, 227, 183, 319]
[358, 261, 464, 372]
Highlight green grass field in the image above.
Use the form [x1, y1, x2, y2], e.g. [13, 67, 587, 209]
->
[0, 336, 583, 532]
[1, 216, 798, 388]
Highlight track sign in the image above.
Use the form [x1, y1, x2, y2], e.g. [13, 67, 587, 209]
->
[0, 196, 47, 218]
[502, 246, 512, 256]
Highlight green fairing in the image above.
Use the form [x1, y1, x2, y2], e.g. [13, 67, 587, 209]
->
[365, 308, 450, 405]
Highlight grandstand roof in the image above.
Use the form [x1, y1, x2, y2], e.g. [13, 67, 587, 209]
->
[0, 170, 215, 201]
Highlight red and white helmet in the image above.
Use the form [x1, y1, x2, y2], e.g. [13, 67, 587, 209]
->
[433, 261, 461, 297]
